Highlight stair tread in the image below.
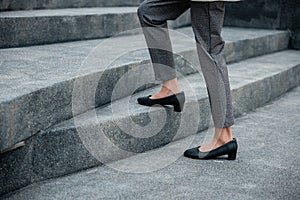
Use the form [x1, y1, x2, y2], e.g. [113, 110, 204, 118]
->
[0, 27, 288, 103]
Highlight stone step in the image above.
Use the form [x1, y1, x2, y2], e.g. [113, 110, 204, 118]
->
[0, 0, 143, 11]
[1, 50, 300, 196]
[0, 7, 190, 48]
[0, 27, 290, 153]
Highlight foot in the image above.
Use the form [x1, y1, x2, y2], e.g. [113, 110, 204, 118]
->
[199, 127, 233, 152]
[150, 87, 179, 99]
[199, 140, 229, 152]
[150, 79, 181, 100]
[184, 138, 238, 160]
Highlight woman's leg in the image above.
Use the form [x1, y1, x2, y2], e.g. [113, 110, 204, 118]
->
[137, 0, 190, 99]
[190, 2, 235, 151]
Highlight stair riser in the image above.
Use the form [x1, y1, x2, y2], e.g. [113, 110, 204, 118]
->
[1, 62, 299, 196]
[232, 65, 300, 116]
[0, 11, 190, 48]
[224, 32, 290, 63]
[0, 32, 289, 152]
[0, 0, 143, 11]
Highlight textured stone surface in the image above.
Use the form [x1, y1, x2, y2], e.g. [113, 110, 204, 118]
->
[0, 131, 101, 197]
[0, 0, 143, 11]
[224, 0, 300, 49]
[283, 0, 300, 49]
[224, 0, 282, 29]
[1, 50, 299, 196]
[0, 7, 190, 48]
[2, 86, 300, 200]
[0, 27, 290, 152]
[0, 7, 137, 48]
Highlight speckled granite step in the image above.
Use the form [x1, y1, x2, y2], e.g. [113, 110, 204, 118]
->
[1, 50, 299, 196]
[0, 7, 190, 48]
[3, 86, 300, 200]
[0, 27, 289, 153]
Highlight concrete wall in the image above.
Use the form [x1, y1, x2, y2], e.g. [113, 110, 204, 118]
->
[224, 0, 300, 49]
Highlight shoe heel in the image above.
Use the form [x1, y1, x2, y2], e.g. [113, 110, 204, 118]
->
[173, 105, 182, 112]
[227, 152, 237, 160]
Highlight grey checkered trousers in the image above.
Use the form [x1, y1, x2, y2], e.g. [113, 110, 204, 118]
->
[137, 0, 234, 128]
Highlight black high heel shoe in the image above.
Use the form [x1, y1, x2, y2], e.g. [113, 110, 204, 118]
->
[184, 138, 238, 160]
[137, 92, 185, 112]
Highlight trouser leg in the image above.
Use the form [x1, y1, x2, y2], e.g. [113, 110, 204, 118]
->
[137, 0, 190, 82]
[191, 2, 234, 128]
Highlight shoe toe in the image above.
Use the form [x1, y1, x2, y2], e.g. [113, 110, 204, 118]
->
[137, 95, 152, 105]
[137, 97, 143, 104]
[184, 147, 200, 159]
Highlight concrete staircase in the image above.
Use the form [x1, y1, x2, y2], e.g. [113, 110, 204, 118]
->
[1, 1, 300, 197]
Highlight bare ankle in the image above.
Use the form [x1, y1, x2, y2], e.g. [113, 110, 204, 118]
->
[216, 138, 231, 145]
[214, 127, 233, 144]
[162, 79, 181, 94]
